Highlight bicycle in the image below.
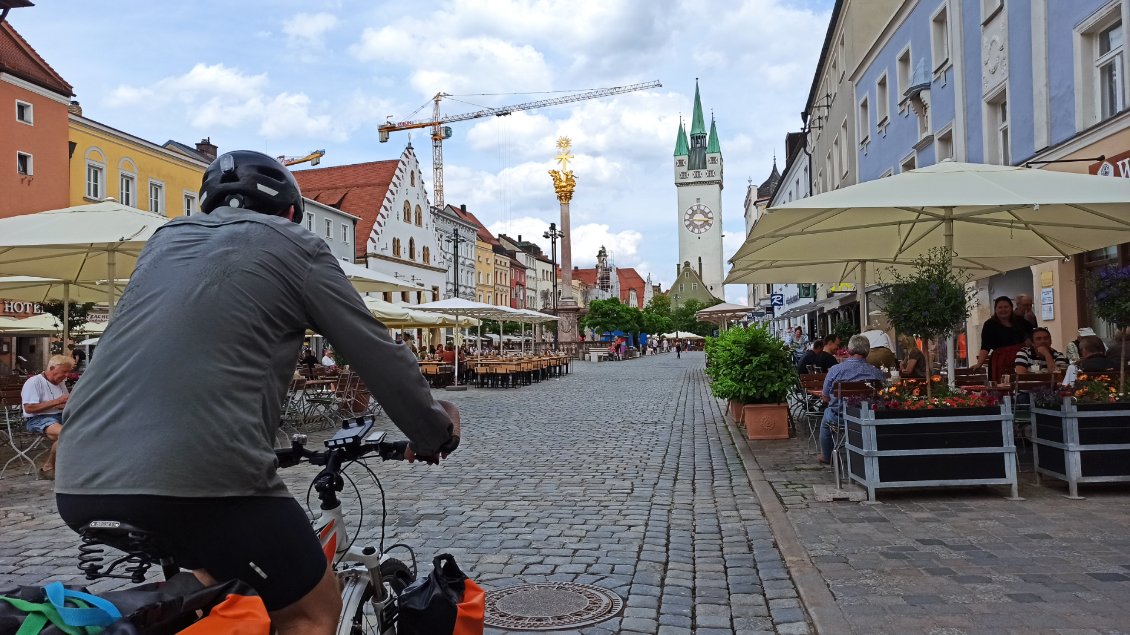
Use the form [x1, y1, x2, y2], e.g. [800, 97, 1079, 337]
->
[73, 416, 420, 634]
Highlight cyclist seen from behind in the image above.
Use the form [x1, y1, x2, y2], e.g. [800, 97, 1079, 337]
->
[54, 150, 461, 635]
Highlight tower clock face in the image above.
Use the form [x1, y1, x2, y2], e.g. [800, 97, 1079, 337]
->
[683, 203, 714, 234]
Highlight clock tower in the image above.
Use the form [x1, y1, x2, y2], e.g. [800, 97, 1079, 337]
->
[674, 80, 724, 298]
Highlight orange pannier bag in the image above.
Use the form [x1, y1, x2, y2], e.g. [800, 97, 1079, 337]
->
[177, 592, 270, 635]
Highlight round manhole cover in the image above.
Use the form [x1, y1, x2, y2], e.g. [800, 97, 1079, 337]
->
[484, 582, 624, 631]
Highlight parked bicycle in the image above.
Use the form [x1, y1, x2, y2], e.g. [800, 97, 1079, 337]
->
[74, 416, 418, 634]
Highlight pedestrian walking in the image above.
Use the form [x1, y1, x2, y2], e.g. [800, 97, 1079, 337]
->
[675, 340, 682, 359]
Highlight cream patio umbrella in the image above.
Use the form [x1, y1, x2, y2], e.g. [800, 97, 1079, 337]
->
[0, 202, 168, 344]
[338, 260, 419, 293]
[695, 302, 752, 332]
[728, 161, 1130, 381]
[510, 308, 559, 353]
[363, 297, 479, 328]
[413, 298, 518, 387]
[728, 161, 1130, 321]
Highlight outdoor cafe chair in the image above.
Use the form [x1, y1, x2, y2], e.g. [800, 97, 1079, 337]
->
[953, 367, 989, 388]
[831, 381, 879, 490]
[1, 395, 46, 480]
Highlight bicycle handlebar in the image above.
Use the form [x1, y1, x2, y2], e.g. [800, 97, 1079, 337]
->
[275, 436, 409, 468]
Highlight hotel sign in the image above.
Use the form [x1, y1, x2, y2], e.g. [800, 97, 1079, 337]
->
[1, 300, 44, 317]
[1091, 150, 1130, 178]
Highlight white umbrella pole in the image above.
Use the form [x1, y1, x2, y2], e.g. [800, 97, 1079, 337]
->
[63, 282, 70, 349]
[858, 260, 868, 331]
[945, 208, 957, 386]
[107, 250, 117, 317]
[453, 312, 460, 387]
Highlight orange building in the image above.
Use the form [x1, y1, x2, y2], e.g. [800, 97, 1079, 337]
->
[0, 20, 73, 217]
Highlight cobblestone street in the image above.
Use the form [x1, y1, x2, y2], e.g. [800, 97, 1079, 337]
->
[0, 353, 809, 634]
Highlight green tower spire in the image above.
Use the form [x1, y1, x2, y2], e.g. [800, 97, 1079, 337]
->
[707, 116, 721, 153]
[674, 118, 689, 156]
[690, 80, 706, 136]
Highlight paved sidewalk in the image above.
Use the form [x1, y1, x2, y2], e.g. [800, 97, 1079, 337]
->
[0, 353, 808, 634]
[746, 420, 1130, 634]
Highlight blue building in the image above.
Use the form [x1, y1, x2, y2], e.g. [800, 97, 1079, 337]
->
[835, 0, 1130, 350]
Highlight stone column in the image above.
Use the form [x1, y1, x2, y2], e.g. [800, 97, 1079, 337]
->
[549, 137, 580, 345]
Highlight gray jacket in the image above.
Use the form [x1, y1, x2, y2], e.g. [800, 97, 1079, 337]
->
[56, 207, 453, 498]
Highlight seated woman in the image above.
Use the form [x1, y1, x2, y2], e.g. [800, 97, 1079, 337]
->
[898, 335, 927, 378]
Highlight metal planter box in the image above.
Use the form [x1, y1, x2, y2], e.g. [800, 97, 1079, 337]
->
[843, 401, 1018, 502]
[1031, 401, 1130, 498]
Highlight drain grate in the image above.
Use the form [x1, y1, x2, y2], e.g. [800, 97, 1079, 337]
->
[483, 582, 624, 631]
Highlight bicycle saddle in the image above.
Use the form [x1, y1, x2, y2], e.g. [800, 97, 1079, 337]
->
[78, 521, 176, 582]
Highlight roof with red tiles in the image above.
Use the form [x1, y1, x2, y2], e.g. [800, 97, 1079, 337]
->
[618, 267, 647, 308]
[293, 160, 400, 260]
[450, 205, 500, 246]
[0, 21, 72, 96]
[571, 268, 598, 288]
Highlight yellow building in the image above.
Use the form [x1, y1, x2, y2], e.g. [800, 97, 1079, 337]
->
[474, 238, 495, 305]
[68, 110, 210, 216]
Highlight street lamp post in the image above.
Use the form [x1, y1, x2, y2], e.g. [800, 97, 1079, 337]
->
[543, 222, 564, 348]
[444, 228, 464, 299]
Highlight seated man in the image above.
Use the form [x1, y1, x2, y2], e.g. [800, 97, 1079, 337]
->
[21, 354, 75, 479]
[1077, 335, 1119, 373]
[795, 339, 827, 374]
[1014, 327, 1068, 375]
[818, 335, 885, 465]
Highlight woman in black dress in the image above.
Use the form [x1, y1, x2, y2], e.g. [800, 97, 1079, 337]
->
[971, 296, 1033, 382]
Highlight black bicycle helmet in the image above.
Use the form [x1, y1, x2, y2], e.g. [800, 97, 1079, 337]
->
[199, 150, 304, 223]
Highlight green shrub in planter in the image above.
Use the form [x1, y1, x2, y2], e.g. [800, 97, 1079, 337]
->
[704, 324, 795, 404]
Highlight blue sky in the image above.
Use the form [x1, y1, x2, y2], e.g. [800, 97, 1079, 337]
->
[12, 0, 832, 302]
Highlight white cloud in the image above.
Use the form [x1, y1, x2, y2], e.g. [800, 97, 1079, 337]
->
[487, 216, 644, 271]
[351, 27, 553, 96]
[281, 12, 339, 47]
[107, 63, 268, 107]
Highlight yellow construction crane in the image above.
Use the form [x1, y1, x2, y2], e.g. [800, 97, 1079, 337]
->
[378, 81, 662, 209]
[278, 149, 325, 167]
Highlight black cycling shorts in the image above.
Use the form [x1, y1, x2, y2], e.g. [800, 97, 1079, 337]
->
[56, 494, 328, 611]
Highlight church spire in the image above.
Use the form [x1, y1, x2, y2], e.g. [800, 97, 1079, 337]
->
[706, 115, 721, 154]
[674, 118, 689, 156]
[690, 79, 706, 136]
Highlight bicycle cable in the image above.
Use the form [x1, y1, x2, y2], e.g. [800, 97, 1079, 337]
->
[352, 459, 388, 555]
[336, 468, 364, 567]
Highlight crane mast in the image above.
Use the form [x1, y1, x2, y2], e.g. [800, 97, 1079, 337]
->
[378, 80, 662, 209]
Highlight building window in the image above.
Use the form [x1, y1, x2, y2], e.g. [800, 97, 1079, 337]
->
[423, 246, 430, 264]
[392, 238, 401, 257]
[16, 152, 32, 175]
[15, 100, 32, 125]
[486, 273, 491, 285]
[900, 152, 917, 173]
[897, 46, 912, 110]
[691, 283, 698, 291]
[306, 213, 315, 232]
[341, 223, 350, 244]
[931, 4, 950, 72]
[410, 170, 415, 187]
[831, 137, 840, 186]
[120, 173, 135, 207]
[858, 96, 870, 145]
[409, 238, 416, 260]
[839, 118, 848, 177]
[403, 201, 411, 222]
[184, 192, 196, 216]
[86, 163, 104, 199]
[986, 90, 1010, 165]
[148, 180, 165, 215]
[876, 73, 890, 126]
[936, 125, 954, 161]
[414, 205, 422, 226]
[1097, 20, 1125, 122]
[324, 218, 332, 239]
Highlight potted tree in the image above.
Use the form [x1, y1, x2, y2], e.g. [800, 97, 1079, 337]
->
[841, 249, 1019, 501]
[704, 323, 794, 439]
[1029, 265, 1130, 498]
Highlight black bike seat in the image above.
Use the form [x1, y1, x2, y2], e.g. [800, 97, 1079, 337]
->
[79, 520, 174, 559]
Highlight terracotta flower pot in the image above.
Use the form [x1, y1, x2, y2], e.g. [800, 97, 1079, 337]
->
[728, 400, 744, 423]
[742, 403, 790, 440]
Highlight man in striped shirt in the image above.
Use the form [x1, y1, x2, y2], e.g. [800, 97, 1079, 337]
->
[1013, 327, 1067, 375]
